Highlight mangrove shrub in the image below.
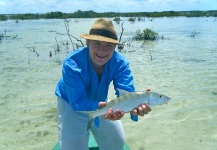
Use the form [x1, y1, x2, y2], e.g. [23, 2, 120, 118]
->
[135, 28, 159, 40]
[0, 15, 8, 21]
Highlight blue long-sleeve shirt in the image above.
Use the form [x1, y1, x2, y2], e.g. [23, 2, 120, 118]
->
[55, 47, 137, 120]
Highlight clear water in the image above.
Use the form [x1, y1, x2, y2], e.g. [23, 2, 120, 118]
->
[0, 17, 217, 150]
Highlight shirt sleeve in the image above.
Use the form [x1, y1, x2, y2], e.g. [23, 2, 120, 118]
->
[113, 60, 138, 122]
[62, 59, 98, 111]
[113, 60, 135, 93]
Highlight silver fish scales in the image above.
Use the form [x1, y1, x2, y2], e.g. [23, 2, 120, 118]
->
[92, 90, 170, 118]
[83, 89, 171, 130]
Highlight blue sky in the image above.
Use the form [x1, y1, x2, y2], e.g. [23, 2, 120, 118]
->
[0, 0, 217, 14]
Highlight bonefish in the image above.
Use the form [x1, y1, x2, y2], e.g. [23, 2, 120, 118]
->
[83, 89, 171, 130]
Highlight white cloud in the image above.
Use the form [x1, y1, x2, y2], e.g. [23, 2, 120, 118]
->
[0, 0, 215, 14]
[149, 0, 205, 5]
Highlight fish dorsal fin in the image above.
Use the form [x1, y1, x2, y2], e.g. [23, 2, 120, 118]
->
[117, 88, 129, 96]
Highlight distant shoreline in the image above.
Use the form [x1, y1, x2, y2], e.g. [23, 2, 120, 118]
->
[1, 10, 217, 21]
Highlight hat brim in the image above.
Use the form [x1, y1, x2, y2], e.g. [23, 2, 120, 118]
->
[80, 34, 120, 44]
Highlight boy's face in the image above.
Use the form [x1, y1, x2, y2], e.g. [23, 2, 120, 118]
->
[87, 40, 116, 68]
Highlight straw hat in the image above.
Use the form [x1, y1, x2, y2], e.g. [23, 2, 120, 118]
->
[80, 18, 120, 44]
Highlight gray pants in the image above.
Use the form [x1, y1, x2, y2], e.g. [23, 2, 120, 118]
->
[57, 97, 125, 150]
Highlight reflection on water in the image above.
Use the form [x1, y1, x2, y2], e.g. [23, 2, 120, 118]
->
[0, 17, 217, 150]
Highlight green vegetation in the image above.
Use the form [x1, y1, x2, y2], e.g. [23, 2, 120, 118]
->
[113, 17, 121, 22]
[135, 28, 159, 41]
[128, 17, 136, 22]
[0, 15, 7, 21]
[113, 17, 121, 24]
[0, 10, 217, 21]
[10, 13, 40, 20]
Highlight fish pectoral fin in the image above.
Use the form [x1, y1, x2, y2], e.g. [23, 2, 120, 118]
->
[148, 105, 153, 110]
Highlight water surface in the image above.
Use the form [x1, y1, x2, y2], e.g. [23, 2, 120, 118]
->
[0, 17, 217, 150]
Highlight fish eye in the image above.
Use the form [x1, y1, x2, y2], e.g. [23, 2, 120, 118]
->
[159, 95, 162, 98]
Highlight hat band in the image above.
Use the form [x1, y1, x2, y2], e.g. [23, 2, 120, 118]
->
[89, 29, 118, 40]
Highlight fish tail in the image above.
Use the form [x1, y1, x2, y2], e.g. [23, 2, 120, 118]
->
[87, 115, 100, 131]
[86, 111, 96, 131]
[87, 117, 93, 131]
[78, 111, 95, 131]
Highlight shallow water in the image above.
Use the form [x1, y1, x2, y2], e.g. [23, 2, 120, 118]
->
[0, 17, 217, 150]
